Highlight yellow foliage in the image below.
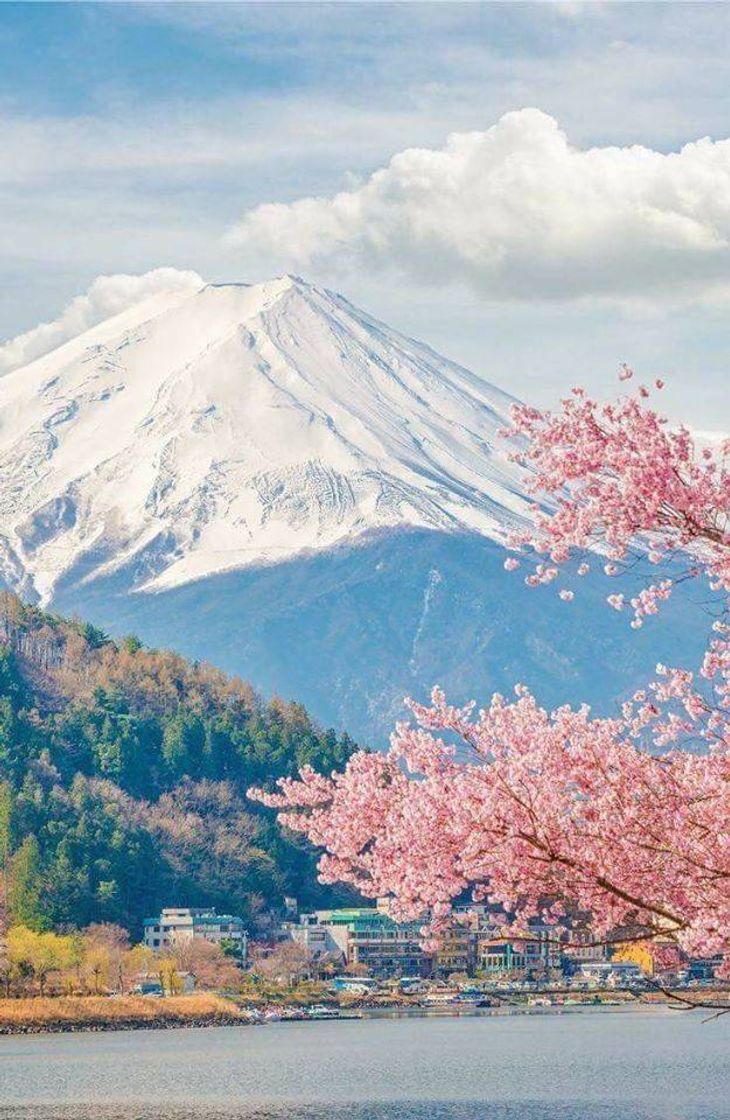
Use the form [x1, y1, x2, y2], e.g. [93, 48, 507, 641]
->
[7, 927, 77, 977]
[4, 926, 161, 997]
[612, 942, 655, 975]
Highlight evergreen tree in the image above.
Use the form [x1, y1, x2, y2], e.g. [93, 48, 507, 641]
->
[9, 835, 47, 931]
[0, 779, 11, 925]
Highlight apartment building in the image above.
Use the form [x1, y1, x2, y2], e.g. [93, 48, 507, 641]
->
[143, 907, 247, 959]
[294, 907, 430, 978]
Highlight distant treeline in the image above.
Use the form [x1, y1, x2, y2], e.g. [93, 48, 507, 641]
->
[0, 592, 358, 936]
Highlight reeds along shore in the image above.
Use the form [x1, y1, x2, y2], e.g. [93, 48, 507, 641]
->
[0, 993, 247, 1033]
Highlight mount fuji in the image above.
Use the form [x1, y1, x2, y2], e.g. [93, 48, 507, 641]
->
[0, 275, 531, 601]
[0, 276, 711, 743]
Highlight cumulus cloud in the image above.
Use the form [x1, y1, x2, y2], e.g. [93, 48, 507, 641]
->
[227, 109, 730, 304]
[0, 268, 204, 374]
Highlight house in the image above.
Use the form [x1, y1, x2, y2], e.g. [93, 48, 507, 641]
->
[476, 920, 562, 980]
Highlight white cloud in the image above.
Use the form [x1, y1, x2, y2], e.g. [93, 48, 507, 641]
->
[227, 109, 730, 305]
[0, 268, 203, 374]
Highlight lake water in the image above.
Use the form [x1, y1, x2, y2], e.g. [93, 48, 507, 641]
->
[1, 1009, 728, 1120]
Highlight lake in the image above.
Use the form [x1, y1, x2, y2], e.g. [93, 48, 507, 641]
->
[1, 1008, 728, 1120]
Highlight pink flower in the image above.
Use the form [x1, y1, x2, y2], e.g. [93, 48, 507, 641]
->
[250, 371, 730, 978]
[559, 589, 574, 601]
[503, 557, 521, 571]
[250, 678, 730, 970]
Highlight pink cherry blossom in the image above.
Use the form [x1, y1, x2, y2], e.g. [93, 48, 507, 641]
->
[249, 374, 730, 977]
[250, 685, 730, 969]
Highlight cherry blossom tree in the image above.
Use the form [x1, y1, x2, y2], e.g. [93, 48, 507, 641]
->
[250, 373, 730, 979]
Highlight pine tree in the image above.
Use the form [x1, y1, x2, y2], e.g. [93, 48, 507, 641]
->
[0, 781, 11, 927]
[9, 834, 47, 931]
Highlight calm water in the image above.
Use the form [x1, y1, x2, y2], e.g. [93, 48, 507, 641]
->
[0, 1009, 728, 1120]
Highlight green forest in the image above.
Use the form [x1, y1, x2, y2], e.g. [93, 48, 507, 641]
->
[0, 592, 358, 938]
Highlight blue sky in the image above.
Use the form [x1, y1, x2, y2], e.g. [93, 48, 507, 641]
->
[3, 2, 730, 428]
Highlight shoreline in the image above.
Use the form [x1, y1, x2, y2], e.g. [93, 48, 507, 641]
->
[0, 995, 248, 1037]
[0, 996, 679, 1037]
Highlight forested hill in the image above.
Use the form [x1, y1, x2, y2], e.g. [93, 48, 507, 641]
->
[0, 592, 358, 937]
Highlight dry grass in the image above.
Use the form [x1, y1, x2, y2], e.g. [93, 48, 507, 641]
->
[0, 993, 244, 1031]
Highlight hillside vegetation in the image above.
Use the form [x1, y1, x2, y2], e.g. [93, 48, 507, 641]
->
[0, 592, 357, 936]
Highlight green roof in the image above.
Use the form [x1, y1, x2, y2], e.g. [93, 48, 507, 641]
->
[318, 908, 422, 931]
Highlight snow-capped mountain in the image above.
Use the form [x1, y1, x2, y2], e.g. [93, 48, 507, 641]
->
[0, 275, 530, 605]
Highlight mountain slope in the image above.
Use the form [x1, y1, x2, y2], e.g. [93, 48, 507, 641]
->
[0, 592, 357, 935]
[0, 276, 529, 603]
[53, 528, 715, 748]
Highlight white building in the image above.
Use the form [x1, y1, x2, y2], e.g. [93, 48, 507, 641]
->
[287, 918, 347, 962]
[143, 907, 247, 959]
[578, 960, 644, 986]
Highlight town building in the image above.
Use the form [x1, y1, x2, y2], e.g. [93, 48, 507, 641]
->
[287, 917, 346, 963]
[286, 903, 566, 980]
[434, 921, 477, 976]
[475, 918, 562, 980]
[477, 937, 529, 976]
[143, 907, 247, 959]
[578, 960, 646, 986]
[688, 956, 722, 982]
[292, 907, 430, 978]
[281, 897, 707, 985]
[560, 932, 610, 975]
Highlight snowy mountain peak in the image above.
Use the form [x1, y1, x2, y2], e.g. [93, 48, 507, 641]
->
[0, 277, 530, 603]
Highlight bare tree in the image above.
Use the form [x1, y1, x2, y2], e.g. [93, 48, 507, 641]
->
[250, 941, 314, 988]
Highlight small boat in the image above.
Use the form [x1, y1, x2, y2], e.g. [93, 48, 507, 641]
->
[306, 1005, 340, 1019]
[424, 991, 459, 1006]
